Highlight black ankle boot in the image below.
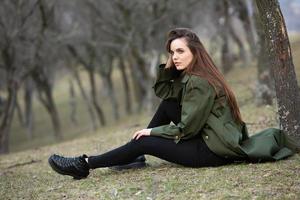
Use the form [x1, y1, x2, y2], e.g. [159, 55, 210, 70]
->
[109, 155, 147, 171]
[48, 154, 90, 179]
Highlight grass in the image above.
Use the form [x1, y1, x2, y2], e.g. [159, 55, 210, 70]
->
[1, 114, 300, 199]
[1, 36, 300, 199]
[9, 67, 139, 152]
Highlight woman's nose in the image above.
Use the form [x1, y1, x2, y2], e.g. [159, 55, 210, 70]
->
[173, 54, 178, 60]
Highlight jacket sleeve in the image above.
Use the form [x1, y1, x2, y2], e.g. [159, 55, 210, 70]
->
[153, 64, 182, 99]
[150, 77, 216, 142]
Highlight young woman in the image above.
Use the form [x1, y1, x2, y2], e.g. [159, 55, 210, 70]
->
[48, 28, 299, 180]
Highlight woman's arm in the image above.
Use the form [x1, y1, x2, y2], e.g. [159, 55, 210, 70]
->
[150, 76, 216, 142]
[153, 64, 183, 99]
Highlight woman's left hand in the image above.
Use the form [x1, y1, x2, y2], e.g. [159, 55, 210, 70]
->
[132, 129, 152, 140]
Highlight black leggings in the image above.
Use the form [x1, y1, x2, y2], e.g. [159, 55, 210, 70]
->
[88, 100, 230, 168]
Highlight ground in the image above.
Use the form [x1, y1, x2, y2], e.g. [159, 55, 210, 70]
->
[1, 35, 300, 200]
[0, 116, 300, 199]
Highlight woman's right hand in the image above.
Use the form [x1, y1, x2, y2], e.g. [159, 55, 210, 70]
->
[165, 54, 173, 68]
[132, 129, 151, 140]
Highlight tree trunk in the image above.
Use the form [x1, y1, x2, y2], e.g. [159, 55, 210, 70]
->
[127, 57, 142, 112]
[0, 83, 17, 154]
[146, 50, 160, 112]
[45, 88, 62, 139]
[253, 8, 274, 106]
[221, 0, 233, 74]
[68, 79, 78, 125]
[102, 75, 119, 121]
[255, 0, 300, 138]
[118, 58, 132, 115]
[128, 52, 148, 112]
[236, 0, 257, 59]
[37, 82, 62, 139]
[88, 70, 106, 126]
[72, 69, 97, 130]
[15, 95, 24, 126]
[24, 79, 35, 138]
[228, 21, 247, 66]
[33, 73, 62, 139]
[67, 46, 98, 129]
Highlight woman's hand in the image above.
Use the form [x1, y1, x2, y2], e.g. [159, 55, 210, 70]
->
[132, 129, 152, 140]
[165, 54, 173, 68]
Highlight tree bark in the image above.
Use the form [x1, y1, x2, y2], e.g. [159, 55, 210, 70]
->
[221, 0, 233, 74]
[102, 74, 119, 121]
[128, 50, 149, 111]
[33, 71, 62, 139]
[44, 87, 62, 139]
[253, 7, 274, 106]
[68, 79, 78, 125]
[24, 78, 35, 138]
[118, 58, 132, 115]
[236, 0, 257, 59]
[72, 69, 97, 130]
[228, 21, 247, 66]
[0, 80, 17, 154]
[15, 95, 24, 127]
[67, 45, 106, 126]
[88, 70, 106, 126]
[255, 0, 300, 138]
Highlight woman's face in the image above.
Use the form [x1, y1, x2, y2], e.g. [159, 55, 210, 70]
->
[170, 38, 193, 70]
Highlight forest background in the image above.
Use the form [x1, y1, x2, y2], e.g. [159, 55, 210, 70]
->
[0, 0, 299, 154]
[1, 0, 300, 198]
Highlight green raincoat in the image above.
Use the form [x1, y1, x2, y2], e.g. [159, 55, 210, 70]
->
[150, 64, 300, 161]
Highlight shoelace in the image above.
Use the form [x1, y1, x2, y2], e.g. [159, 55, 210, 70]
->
[55, 155, 79, 169]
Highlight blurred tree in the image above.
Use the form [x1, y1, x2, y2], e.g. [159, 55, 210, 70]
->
[5, 0, 291, 153]
[85, 0, 133, 115]
[58, 0, 107, 126]
[30, 0, 62, 139]
[68, 79, 78, 125]
[208, 0, 255, 73]
[220, 0, 233, 73]
[67, 44, 106, 126]
[23, 77, 35, 138]
[66, 59, 98, 130]
[232, 0, 256, 60]
[0, 0, 39, 153]
[84, 1, 120, 120]
[55, 0, 99, 130]
[255, 0, 300, 138]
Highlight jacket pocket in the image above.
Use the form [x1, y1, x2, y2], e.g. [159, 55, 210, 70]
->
[224, 121, 243, 146]
[207, 114, 245, 155]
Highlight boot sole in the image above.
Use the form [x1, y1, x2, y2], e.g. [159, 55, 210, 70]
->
[109, 161, 147, 171]
[48, 157, 87, 180]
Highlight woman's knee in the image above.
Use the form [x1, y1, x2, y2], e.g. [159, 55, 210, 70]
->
[129, 136, 161, 149]
[161, 100, 181, 124]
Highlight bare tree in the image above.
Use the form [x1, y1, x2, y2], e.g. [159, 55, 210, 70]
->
[57, 0, 107, 126]
[30, 0, 62, 139]
[0, 0, 40, 153]
[24, 77, 35, 138]
[67, 44, 106, 126]
[6, 0, 293, 153]
[255, 0, 300, 138]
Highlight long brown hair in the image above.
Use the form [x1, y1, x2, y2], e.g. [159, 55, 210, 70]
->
[166, 28, 243, 124]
